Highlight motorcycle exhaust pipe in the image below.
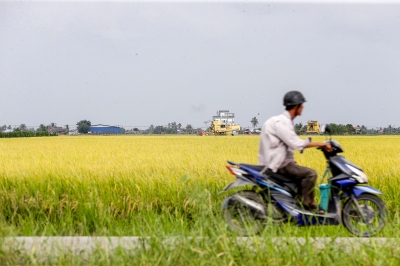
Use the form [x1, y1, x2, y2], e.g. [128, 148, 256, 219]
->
[231, 195, 267, 219]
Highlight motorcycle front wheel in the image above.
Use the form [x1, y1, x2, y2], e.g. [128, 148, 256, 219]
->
[342, 193, 387, 237]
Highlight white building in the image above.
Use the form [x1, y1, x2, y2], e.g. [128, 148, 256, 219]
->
[69, 129, 79, 135]
[212, 110, 235, 125]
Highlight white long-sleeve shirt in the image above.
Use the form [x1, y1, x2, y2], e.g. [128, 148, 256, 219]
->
[258, 111, 311, 172]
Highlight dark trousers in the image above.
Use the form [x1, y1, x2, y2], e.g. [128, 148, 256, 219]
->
[277, 162, 318, 206]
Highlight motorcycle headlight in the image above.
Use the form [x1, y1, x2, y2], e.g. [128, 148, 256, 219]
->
[346, 164, 368, 183]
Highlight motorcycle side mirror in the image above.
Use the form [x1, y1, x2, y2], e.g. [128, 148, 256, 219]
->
[320, 124, 332, 134]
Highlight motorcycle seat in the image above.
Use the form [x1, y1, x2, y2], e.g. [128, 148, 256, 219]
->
[240, 164, 265, 172]
[267, 173, 293, 184]
[240, 164, 293, 184]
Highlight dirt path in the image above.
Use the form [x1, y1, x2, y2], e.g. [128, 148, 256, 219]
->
[1, 236, 397, 255]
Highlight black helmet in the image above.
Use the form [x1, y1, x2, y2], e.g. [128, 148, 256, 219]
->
[283, 91, 306, 106]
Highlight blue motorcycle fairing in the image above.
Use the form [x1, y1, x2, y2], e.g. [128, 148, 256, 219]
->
[334, 178, 357, 188]
[276, 201, 338, 226]
[330, 155, 365, 179]
[352, 186, 382, 197]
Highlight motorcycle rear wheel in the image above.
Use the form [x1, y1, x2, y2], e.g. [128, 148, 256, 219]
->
[223, 190, 266, 236]
[342, 193, 387, 237]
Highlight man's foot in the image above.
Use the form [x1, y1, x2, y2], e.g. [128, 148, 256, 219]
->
[310, 205, 325, 214]
[307, 204, 325, 214]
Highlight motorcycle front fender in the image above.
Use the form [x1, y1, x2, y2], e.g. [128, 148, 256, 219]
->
[352, 186, 382, 197]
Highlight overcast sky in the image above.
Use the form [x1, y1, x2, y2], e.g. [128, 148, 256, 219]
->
[2, 0, 400, 129]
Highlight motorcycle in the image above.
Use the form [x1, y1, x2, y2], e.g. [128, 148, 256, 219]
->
[221, 124, 387, 237]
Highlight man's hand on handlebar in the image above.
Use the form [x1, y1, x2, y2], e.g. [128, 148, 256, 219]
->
[323, 143, 332, 152]
[306, 142, 333, 152]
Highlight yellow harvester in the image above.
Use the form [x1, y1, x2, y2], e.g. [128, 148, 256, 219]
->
[306, 120, 321, 134]
[204, 110, 241, 136]
[208, 120, 241, 135]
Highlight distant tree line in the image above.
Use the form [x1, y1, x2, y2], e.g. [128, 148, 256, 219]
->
[74, 120, 201, 135]
[0, 123, 59, 138]
[0, 131, 58, 138]
[0, 123, 64, 138]
[3, 119, 400, 136]
[294, 123, 400, 135]
[141, 122, 200, 134]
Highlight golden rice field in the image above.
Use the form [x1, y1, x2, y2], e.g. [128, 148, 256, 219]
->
[1, 135, 400, 264]
[3, 134, 400, 183]
[0, 135, 400, 234]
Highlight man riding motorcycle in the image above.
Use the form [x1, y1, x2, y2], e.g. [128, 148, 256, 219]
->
[258, 91, 332, 213]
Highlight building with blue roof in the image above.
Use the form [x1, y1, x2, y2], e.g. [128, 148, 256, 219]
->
[89, 125, 122, 134]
